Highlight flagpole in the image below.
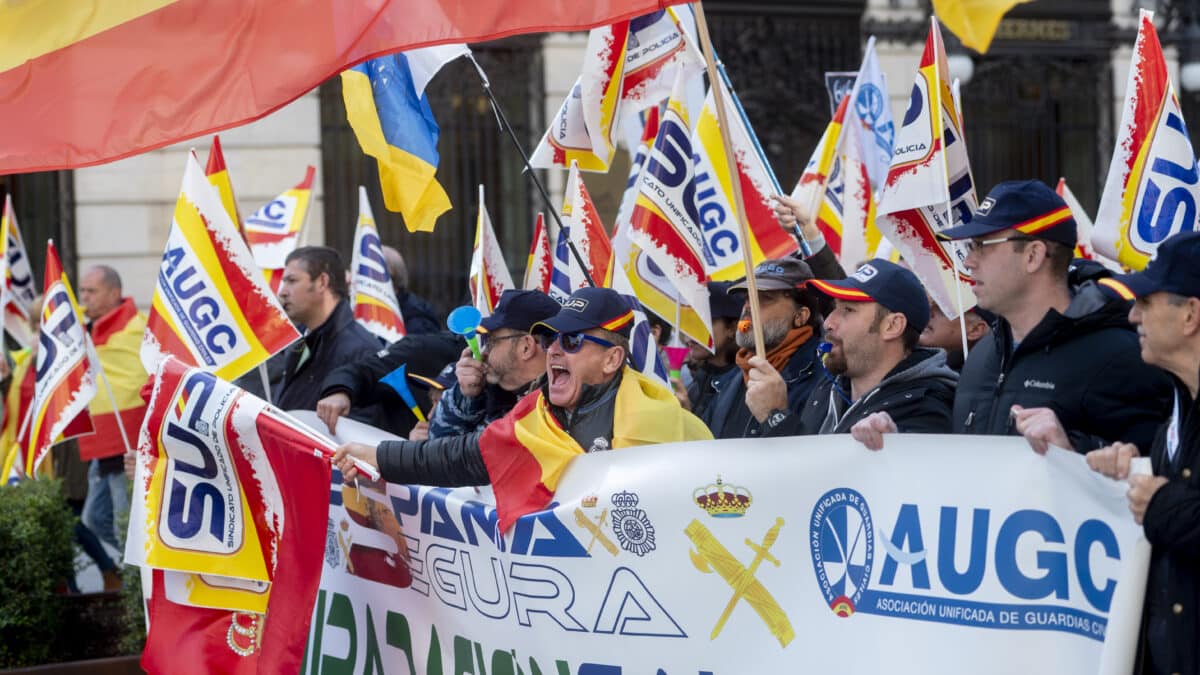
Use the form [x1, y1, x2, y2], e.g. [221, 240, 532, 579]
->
[929, 17, 971, 360]
[466, 56, 597, 288]
[258, 363, 273, 405]
[694, 2, 766, 358]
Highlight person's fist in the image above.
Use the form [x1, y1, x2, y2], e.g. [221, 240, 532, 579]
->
[316, 392, 352, 434]
[1011, 405, 1073, 455]
[850, 412, 898, 451]
[408, 420, 430, 442]
[1127, 474, 1168, 524]
[332, 442, 379, 482]
[745, 356, 787, 422]
[1085, 442, 1139, 480]
[456, 347, 487, 398]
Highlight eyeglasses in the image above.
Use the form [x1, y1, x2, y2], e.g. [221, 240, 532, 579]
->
[480, 333, 524, 350]
[963, 235, 1035, 255]
[538, 331, 615, 353]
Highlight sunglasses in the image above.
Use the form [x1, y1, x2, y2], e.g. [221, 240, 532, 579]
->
[538, 331, 615, 353]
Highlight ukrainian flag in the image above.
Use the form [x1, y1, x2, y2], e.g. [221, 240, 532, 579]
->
[341, 54, 451, 233]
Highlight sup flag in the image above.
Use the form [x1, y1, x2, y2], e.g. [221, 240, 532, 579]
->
[142, 153, 300, 381]
[549, 221, 574, 304]
[349, 187, 406, 343]
[204, 136, 243, 234]
[793, 96, 852, 259]
[609, 261, 672, 389]
[244, 166, 316, 294]
[469, 185, 515, 317]
[691, 73, 799, 281]
[27, 241, 96, 476]
[0, 194, 36, 347]
[1056, 178, 1122, 271]
[531, 22, 629, 171]
[628, 72, 713, 339]
[1093, 10, 1200, 271]
[126, 357, 332, 675]
[562, 162, 614, 289]
[876, 17, 979, 319]
[524, 213, 553, 294]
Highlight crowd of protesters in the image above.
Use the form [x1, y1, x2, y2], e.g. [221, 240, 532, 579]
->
[7, 176, 1196, 673]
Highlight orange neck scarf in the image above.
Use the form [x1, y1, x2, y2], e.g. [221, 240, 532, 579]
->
[735, 326, 814, 383]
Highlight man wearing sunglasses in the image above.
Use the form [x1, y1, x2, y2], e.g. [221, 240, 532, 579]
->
[428, 289, 560, 439]
[937, 179, 1169, 453]
[334, 287, 711, 527]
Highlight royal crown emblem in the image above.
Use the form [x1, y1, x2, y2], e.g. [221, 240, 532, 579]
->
[693, 476, 752, 518]
[581, 494, 598, 508]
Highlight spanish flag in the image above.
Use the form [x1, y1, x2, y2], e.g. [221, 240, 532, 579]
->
[932, 0, 1033, 53]
[0, 0, 691, 174]
[480, 366, 712, 532]
[78, 297, 148, 461]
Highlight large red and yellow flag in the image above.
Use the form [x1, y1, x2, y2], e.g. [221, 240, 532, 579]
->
[0, 195, 37, 347]
[27, 241, 97, 475]
[78, 297, 148, 461]
[0, 0, 691, 174]
[562, 162, 614, 288]
[244, 166, 316, 294]
[876, 17, 979, 319]
[480, 365, 711, 532]
[127, 357, 332, 675]
[142, 153, 300, 381]
[469, 185, 515, 317]
[932, 0, 1033, 53]
[1093, 10, 1199, 271]
[349, 187, 407, 343]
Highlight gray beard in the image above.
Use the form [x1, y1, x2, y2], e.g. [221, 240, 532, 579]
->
[735, 316, 793, 351]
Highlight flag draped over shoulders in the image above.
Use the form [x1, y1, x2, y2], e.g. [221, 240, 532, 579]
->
[480, 366, 711, 531]
[80, 297, 148, 461]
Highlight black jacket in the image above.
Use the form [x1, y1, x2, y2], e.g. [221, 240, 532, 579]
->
[702, 331, 823, 439]
[1141, 375, 1200, 675]
[952, 283, 1171, 452]
[276, 299, 381, 413]
[767, 347, 958, 436]
[687, 362, 739, 423]
[398, 290, 441, 335]
[375, 373, 623, 485]
[319, 331, 464, 437]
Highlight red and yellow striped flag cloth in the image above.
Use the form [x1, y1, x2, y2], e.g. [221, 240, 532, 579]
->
[78, 297, 148, 461]
[480, 366, 711, 532]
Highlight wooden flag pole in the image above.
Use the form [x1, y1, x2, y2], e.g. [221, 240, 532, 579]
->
[693, 1, 765, 358]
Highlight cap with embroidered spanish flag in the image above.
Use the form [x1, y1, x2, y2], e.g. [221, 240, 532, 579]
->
[938, 179, 1077, 248]
[1098, 231, 1200, 301]
[806, 259, 932, 333]
[530, 287, 636, 338]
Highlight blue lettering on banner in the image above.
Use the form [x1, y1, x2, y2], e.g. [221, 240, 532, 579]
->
[245, 199, 288, 229]
[158, 244, 241, 365]
[356, 230, 390, 283]
[1136, 112, 1198, 245]
[808, 490, 1121, 641]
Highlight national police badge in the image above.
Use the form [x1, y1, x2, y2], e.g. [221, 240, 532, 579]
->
[611, 490, 656, 556]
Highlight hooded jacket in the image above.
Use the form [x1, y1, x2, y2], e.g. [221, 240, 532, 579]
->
[952, 282, 1171, 452]
[702, 331, 823, 439]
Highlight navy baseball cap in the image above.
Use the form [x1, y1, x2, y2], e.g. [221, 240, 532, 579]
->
[939, 179, 1077, 248]
[807, 259, 931, 332]
[708, 281, 744, 320]
[478, 290, 561, 333]
[530, 287, 636, 338]
[1100, 231, 1200, 300]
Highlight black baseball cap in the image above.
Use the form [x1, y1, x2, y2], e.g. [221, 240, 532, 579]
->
[708, 281, 744, 320]
[530, 287, 636, 338]
[807, 259, 931, 332]
[478, 289, 561, 333]
[939, 179, 1077, 248]
[728, 257, 815, 293]
[1100, 231, 1200, 300]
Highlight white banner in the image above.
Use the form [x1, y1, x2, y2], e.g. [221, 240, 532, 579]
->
[294, 424, 1148, 675]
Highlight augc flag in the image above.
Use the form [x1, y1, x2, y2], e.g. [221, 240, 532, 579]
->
[142, 154, 300, 381]
[27, 241, 96, 476]
[469, 185, 515, 317]
[126, 357, 332, 675]
[244, 166, 316, 294]
[628, 72, 712, 334]
[350, 187, 406, 343]
[0, 194, 36, 347]
[1093, 10, 1199, 270]
[524, 213, 552, 294]
[877, 17, 979, 319]
[691, 74, 799, 281]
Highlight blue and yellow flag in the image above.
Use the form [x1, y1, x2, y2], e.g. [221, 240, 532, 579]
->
[342, 53, 452, 233]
